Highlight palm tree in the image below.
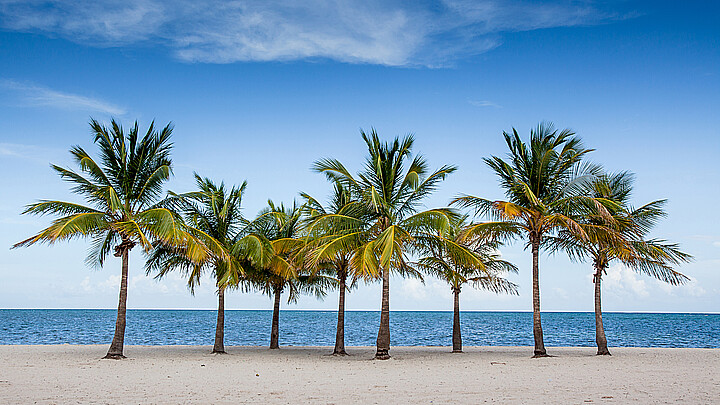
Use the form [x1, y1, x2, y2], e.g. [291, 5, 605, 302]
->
[453, 123, 611, 357]
[313, 129, 479, 359]
[13, 118, 200, 359]
[414, 214, 519, 353]
[246, 201, 333, 349]
[301, 182, 371, 355]
[552, 171, 692, 355]
[146, 174, 272, 353]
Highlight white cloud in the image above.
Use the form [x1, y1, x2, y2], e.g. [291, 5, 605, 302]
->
[398, 275, 521, 307]
[400, 278, 430, 300]
[552, 287, 569, 300]
[0, 0, 617, 67]
[654, 276, 706, 298]
[75, 272, 200, 297]
[598, 264, 708, 300]
[1, 79, 126, 115]
[80, 276, 92, 293]
[98, 274, 121, 292]
[0, 0, 165, 44]
[602, 264, 649, 297]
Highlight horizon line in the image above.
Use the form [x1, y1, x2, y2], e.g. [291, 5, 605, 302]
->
[1, 308, 718, 315]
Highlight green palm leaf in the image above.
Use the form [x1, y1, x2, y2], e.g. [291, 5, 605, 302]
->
[15, 117, 180, 359]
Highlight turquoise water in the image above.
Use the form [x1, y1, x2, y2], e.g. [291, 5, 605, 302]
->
[0, 310, 717, 348]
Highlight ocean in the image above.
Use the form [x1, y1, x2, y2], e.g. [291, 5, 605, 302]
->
[0, 309, 718, 348]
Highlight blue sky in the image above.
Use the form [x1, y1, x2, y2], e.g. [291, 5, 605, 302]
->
[0, 0, 718, 313]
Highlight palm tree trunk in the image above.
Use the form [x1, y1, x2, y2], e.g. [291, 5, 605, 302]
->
[452, 286, 462, 353]
[594, 264, 611, 355]
[333, 269, 348, 355]
[104, 243, 130, 359]
[375, 267, 391, 360]
[270, 285, 282, 349]
[212, 286, 226, 354]
[531, 235, 547, 357]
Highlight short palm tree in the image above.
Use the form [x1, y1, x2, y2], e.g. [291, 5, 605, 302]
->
[13, 119, 199, 359]
[552, 171, 692, 355]
[313, 129, 479, 359]
[247, 201, 333, 349]
[414, 214, 519, 353]
[146, 174, 272, 353]
[453, 123, 612, 357]
[301, 182, 371, 355]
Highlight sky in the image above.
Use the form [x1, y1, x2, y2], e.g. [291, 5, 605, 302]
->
[0, 0, 718, 313]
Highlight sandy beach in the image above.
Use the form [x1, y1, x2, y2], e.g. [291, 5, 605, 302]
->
[1, 345, 718, 404]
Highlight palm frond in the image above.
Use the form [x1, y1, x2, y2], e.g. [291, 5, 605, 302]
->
[14, 212, 110, 248]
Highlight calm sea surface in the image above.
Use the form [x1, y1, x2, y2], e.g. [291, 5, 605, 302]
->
[0, 310, 717, 348]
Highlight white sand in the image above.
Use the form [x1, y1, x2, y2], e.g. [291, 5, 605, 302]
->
[1, 345, 718, 404]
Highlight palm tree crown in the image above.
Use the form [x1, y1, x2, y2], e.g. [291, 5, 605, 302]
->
[414, 214, 518, 352]
[15, 119, 181, 256]
[551, 171, 692, 355]
[415, 214, 519, 294]
[145, 174, 273, 353]
[453, 122, 611, 357]
[14, 118, 196, 359]
[313, 129, 479, 359]
[301, 181, 375, 355]
[147, 175, 250, 288]
[245, 201, 333, 349]
[558, 171, 691, 283]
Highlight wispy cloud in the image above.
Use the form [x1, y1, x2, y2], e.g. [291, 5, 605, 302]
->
[0, 144, 23, 158]
[468, 99, 502, 108]
[0, 0, 619, 67]
[0, 79, 126, 115]
[0, 142, 63, 165]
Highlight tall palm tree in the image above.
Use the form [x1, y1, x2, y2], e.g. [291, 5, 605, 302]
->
[247, 201, 333, 349]
[313, 129, 479, 359]
[301, 182, 371, 355]
[13, 118, 200, 359]
[414, 214, 519, 353]
[146, 174, 272, 353]
[552, 171, 692, 355]
[453, 123, 611, 357]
